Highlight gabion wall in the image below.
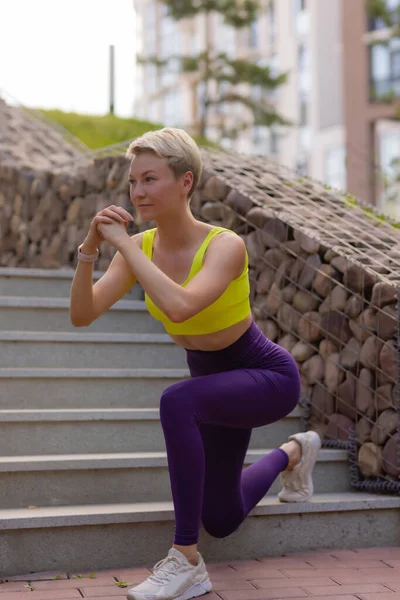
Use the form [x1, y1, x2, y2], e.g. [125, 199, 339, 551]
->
[0, 149, 398, 490]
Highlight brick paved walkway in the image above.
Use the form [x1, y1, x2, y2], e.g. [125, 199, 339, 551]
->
[1, 548, 400, 600]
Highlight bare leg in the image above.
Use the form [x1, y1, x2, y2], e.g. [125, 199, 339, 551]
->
[172, 543, 198, 566]
[279, 440, 302, 470]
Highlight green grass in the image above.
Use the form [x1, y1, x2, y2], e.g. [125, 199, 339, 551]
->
[39, 109, 216, 151]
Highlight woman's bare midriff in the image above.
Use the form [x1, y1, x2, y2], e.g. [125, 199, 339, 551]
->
[169, 314, 253, 351]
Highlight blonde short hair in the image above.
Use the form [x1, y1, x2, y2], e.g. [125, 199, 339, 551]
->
[126, 127, 202, 198]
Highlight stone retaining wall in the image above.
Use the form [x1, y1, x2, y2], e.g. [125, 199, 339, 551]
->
[0, 151, 398, 484]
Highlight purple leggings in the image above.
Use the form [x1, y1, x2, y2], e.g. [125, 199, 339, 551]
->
[159, 320, 301, 545]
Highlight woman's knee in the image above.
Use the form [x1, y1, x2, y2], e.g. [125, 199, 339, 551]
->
[202, 515, 240, 539]
[159, 381, 192, 426]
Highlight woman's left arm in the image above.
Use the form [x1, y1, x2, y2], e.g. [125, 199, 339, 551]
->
[116, 232, 246, 323]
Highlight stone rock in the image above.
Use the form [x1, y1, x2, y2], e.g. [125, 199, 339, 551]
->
[360, 336, 383, 370]
[282, 284, 297, 303]
[371, 409, 398, 445]
[374, 384, 394, 414]
[326, 413, 354, 441]
[330, 256, 349, 274]
[382, 433, 400, 478]
[356, 369, 375, 419]
[371, 281, 397, 308]
[274, 259, 295, 289]
[259, 218, 289, 248]
[292, 290, 320, 314]
[252, 294, 267, 320]
[319, 339, 338, 360]
[358, 442, 382, 477]
[299, 253, 322, 289]
[200, 201, 226, 221]
[311, 384, 335, 423]
[277, 303, 301, 334]
[340, 337, 361, 370]
[263, 248, 288, 270]
[66, 198, 82, 225]
[256, 267, 276, 294]
[256, 319, 279, 341]
[344, 264, 377, 293]
[266, 283, 282, 316]
[312, 264, 340, 298]
[203, 176, 230, 202]
[298, 311, 322, 342]
[246, 231, 264, 267]
[280, 240, 301, 256]
[301, 354, 325, 385]
[336, 375, 357, 420]
[294, 229, 320, 254]
[320, 311, 352, 344]
[278, 333, 297, 352]
[356, 417, 372, 444]
[349, 314, 373, 343]
[376, 304, 397, 341]
[246, 206, 273, 228]
[345, 295, 364, 319]
[291, 341, 316, 362]
[325, 352, 344, 393]
[379, 339, 397, 381]
[319, 285, 348, 315]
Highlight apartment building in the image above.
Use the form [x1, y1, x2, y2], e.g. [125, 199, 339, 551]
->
[133, 0, 399, 211]
[343, 0, 400, 213]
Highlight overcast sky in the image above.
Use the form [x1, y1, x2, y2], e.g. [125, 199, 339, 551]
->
[0, 0, 137, 116]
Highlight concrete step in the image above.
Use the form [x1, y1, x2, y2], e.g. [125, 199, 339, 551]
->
[0, 297, 163, 333]
[1, 493, 398, 577]
[0, 407, 305, 455]
[0, 332, 186, 369]
[0, 368, 189, 409]
[0, 448, 350, 509]
[0, 267, 144, 299]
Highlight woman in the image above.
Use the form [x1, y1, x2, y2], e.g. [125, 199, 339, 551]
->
[70, 127, 321, 600]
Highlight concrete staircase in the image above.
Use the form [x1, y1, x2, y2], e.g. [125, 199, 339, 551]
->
[0, 267, 399, 577]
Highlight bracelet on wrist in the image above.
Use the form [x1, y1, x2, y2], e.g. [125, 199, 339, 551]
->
[77, 244, 99, 263]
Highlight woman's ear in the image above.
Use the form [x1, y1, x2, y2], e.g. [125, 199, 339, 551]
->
[183, 171, 194, 193]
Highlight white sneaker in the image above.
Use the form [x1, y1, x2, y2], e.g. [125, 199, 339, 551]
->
[278, 431, 321, 503]
[127, 548, 212, 600]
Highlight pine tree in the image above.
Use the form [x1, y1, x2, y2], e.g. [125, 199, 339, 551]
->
[140, 0, 289, 142]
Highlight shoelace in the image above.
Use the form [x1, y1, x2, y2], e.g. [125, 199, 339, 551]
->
[148, 556, 181, 585]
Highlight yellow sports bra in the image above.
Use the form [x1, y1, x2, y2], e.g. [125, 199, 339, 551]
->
[141, 226, 251, 335]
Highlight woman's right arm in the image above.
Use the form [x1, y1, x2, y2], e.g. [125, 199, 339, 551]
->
[69, 205, 139, 327]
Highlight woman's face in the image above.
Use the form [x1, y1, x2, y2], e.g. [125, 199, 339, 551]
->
[129, 152, 192, 221]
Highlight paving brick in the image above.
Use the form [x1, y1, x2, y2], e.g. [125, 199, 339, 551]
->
[210, 579, 257, 591]
[331, 570, 400, 585]
[305, 560, 387, 570]
[303, 584, 391, 596]
[251, 578, 339, 589]
[357, 594, 400, 600]
[0, 590, 81, 599]
[0, 581, 30, 592]
[80, 585, 132, 597]
[4, 571, 69, 582]
[33, 577, 115, 590]
[383, 563, 400, 570]
[384, 583, 400, 593]
[217, 588, 309, 600]
[353, 550, 400, 560]
[221, 567, 287, 579]
[256, 558, 317, 569]
[282, 569, 351, 579]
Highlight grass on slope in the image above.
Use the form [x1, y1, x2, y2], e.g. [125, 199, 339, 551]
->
[40, 109, 214, 150]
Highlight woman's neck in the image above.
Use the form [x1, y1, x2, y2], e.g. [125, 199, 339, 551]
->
[154, 211, 206, 251]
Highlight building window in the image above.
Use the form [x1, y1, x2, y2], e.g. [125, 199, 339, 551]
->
[162, 89, 181, 125]
[293, 0, 309, 35]
[146, 63, 158, 94]
[253, 126, 269, 155]
[324, 146, 346, 190]
[368, 0, 400, 31]
[298, 43, 311, 97]
[370, 39, 400, 100]
[144, 2, 157, 56]
[268, 1, 276, 45]
[249, 20, 259, 49]
[215, 14, 236, 58]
